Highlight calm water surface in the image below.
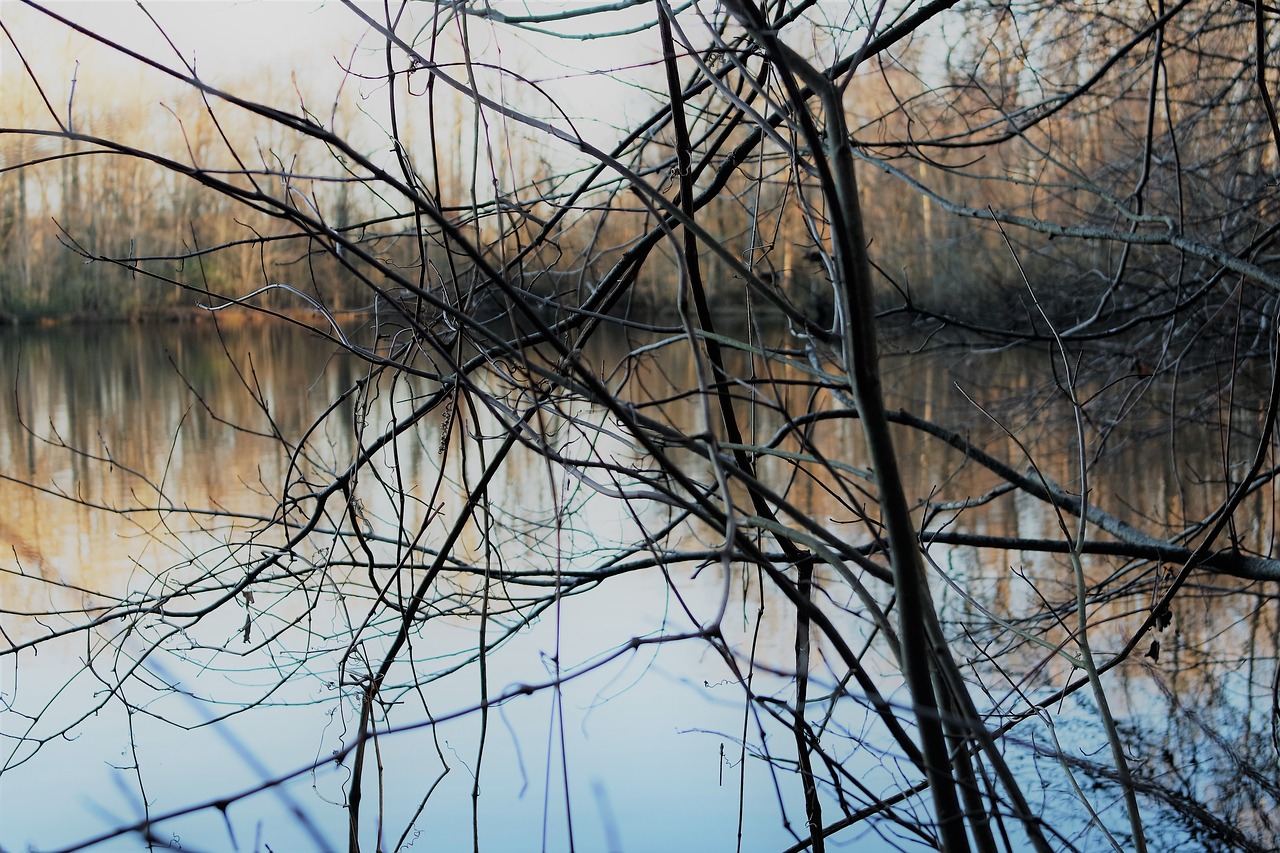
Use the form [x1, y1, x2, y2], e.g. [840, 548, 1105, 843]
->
[1, 320, 1275, 851]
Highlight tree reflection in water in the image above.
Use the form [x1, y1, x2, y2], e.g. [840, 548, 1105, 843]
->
[1, 322, 1275, 852]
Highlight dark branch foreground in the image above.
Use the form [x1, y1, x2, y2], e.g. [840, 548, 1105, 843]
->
[2, 1, 1279, 851]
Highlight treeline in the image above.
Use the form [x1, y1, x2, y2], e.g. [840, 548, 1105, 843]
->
[0, 89, 368, 322]
[2, 0, 1276, 345]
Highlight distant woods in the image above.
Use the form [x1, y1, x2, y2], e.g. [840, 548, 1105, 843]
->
[0, 82, 369, 321]
[2, 0, 1277, 349]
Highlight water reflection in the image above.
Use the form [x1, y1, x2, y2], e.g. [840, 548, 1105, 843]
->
[0, 320, 1276, 851]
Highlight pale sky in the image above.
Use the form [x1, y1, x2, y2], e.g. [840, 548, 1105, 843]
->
[1, 0, 672, 156]
[3, 1, 364, 83]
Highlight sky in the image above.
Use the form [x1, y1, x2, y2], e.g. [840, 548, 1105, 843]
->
[3, 1, 364, 85]
[0, 0, 674, 165]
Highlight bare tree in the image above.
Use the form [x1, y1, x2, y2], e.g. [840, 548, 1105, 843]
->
[3, 1, 1279, 851]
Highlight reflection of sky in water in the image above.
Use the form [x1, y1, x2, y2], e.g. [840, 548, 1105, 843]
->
[3, 588, 844, 851]
[2, 323, 1277, 851]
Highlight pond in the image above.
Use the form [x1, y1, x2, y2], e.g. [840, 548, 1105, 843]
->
[1, 318, 1276, 852]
